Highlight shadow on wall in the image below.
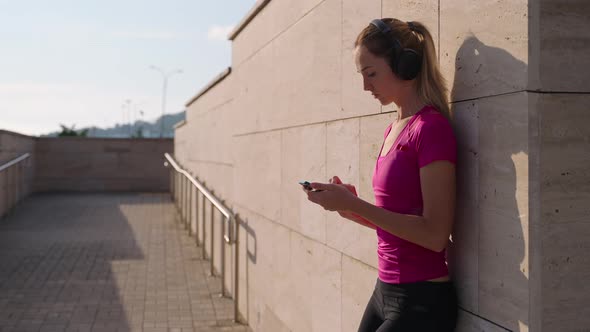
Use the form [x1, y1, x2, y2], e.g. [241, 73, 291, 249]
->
[447, 35, 529, 331]
[235, 213, 257, 324]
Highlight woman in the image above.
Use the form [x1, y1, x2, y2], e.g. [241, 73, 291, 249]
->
[304, 18, 458, 331]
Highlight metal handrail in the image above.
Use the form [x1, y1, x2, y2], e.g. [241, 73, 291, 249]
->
[164, 153, 235, 243]
[1, 153, 31, 219]
[163, 153, 240, 324]
[0, 153, 30, 172]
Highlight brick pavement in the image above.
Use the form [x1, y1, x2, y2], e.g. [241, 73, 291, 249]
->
[0, 193, 251, 332]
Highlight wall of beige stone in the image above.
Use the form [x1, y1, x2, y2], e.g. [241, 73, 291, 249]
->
[527, 1, 590, 331]
[34, 138, 173, 192]
[0, 130, 35, 218]
[177, 0, 589, 331]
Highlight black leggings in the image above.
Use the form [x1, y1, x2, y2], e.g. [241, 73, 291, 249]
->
[358, 278, 458, 332]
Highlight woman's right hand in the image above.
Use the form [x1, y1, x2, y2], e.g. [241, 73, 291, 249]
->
[329, 176, 357, 196]
[329, 176, 359, 219]
[329, 176, 376, 229]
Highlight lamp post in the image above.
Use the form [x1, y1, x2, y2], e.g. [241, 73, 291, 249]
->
[125, 99, 132, 136]
[121, 99, 132, 137]
[150, 66, 183, 137]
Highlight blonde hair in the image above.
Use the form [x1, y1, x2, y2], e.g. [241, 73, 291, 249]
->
[354, 18, 450, 118]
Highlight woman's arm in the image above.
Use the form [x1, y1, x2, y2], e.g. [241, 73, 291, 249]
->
[345, 161, 455, 252]
[338, 210, 377, 230]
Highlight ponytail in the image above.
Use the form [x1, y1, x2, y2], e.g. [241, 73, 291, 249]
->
[411, 22, 450, 118]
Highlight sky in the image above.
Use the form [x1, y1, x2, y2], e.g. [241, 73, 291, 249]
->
[0, 0, 257, 136]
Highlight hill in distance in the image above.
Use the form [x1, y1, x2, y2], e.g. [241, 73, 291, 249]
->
[41, 111, 185, 138]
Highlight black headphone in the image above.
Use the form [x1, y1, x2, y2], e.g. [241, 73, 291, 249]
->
[370, 19, 422, 80]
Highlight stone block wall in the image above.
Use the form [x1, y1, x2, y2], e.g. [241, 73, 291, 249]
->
[177, 0, 590, 331]
[527, 1, 590, 330]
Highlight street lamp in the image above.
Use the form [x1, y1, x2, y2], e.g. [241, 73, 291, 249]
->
[121, 99, 132, 137]
[149, 66, 183, 137]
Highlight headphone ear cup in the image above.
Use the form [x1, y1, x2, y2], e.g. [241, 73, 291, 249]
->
[396, 50, 422, 80]
[387, 41, 402, 76]
[388, 55, 398, 74]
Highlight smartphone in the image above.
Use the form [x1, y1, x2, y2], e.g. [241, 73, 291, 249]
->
[299, 180, 322, 192]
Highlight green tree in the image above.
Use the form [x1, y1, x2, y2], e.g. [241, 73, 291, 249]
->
[132, 126, 144, 138]
[57, 124, 88, 137]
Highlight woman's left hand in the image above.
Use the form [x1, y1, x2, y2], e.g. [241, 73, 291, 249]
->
[306, 182, 357, 212]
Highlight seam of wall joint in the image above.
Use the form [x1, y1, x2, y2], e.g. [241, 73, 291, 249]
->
[451, 90, 590, 105]
[192, 98, 235, 117]
[340, 251, 344, 330]
[186, 159, 233, 167]
[233, 0, 328, 70]
[279, 130, 283, 234]
[233, 111, 393, 138]
[457, 307, 512, 332]
[438, 0, 440, 64]
[231, 89, 590, 138]
[526, 91, 590, 95]
[450, 90, 527, 104]
[340, 0, 344, 116]
[325, 121, 328, 245]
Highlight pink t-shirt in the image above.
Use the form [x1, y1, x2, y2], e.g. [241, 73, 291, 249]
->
[372, 105, 456, 284]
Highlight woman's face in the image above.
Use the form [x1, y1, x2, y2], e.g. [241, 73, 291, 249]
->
[354, 45, 401, 106]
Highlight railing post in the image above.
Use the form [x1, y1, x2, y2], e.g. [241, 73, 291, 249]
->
[195, 189, 200, 245]
[179, 173, 183, 214]
[183, 176, 187, 223]
[188, 178, 192, 235]
[180, 175, 184, 223]
[201, 194, 206, 259]
[173, 172, 177, 206]
[181, 175, 185, 225]
[169, 168, 174, 199]
[178, 173, 181, 215]
[210, 201, 215, 277]
[185, 176, 189, 227]
[184, 175, 189, 230]
[176, 172, 180, 210]
[221, 216, 227, 297]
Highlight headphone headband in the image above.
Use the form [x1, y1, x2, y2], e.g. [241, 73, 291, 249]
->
[370, 19, 391, 34]
[367, 18, 422, 80]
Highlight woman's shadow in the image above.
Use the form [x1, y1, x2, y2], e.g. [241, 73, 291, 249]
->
[447, 35, 529, 331]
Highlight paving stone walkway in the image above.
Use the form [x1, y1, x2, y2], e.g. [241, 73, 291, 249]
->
[0, 193, 251, 332]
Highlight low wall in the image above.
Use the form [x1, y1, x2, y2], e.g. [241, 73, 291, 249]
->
[34, 138, 173, 192]
[0, 130, 35, 165]
[0, 130, 35, 217]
